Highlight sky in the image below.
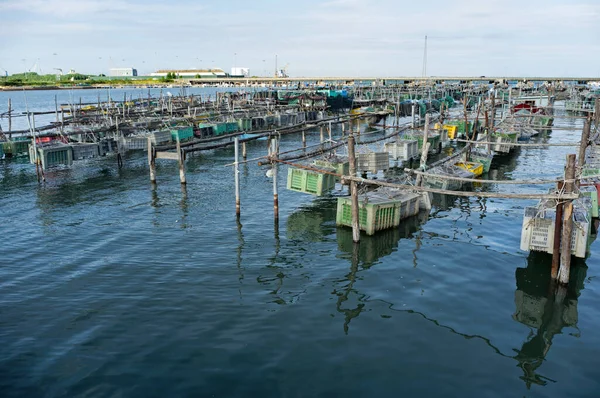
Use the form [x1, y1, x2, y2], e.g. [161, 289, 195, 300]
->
[0, 0, 599, 77]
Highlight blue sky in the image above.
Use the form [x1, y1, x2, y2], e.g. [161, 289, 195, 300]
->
[1, 0, 599, 77]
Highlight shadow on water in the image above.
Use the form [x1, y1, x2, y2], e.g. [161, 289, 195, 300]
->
[512, 251, 587, 389]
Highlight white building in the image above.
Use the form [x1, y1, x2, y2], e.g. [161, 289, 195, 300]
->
[230, 67, 250, 77]
[109, 68, 138, 77]
[150, 68, 227, 78]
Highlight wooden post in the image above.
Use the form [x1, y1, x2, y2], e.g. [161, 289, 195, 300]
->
[488, 92, 495, 154]
[328, 121, 332, 140]
[551, 198, 563, 279]
[242, 142, 247, 159]
[234, 137, 241, 217]
[558, 154, 576, 284]
[594, 99, 600, 131]
[123, 93, 126, 117]
[7, 98, 11, 140]
[54, 95, 59, 124]
[347, 133, 360, 243]
[411, 102, 416, 128]
[578, 118, 591, 170]
[148, 137, 156, 184]
[271, 137, 279, 221]
[302, 130, 306, 151]
[415, 114, 431, 187]
[176, 135, 186, 184]
[320, 125, 324, 143]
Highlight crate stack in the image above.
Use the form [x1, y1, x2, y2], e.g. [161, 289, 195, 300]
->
[336, 188, 421, 235]
[356, 152, 389, 174]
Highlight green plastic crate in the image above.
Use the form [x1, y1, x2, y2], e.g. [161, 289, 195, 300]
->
[581, 186, 599, 218]
[171, 127, 194, 142]
[286, 167, 336, 196]
[212, 123, 228, 136]
[314, 159, 349, 180]
[336, 188, 420, 235]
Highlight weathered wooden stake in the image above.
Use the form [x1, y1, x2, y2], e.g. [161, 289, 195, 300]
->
[7, 98, 11, 139]
[558, 154, 576, 284]
[54, 95, 59, 124]
[347, 133, 360, 243]
[488, 92, 495, 154]
[320, 126, 324, 143]
[328, 121, 332, 140]
[415, 114, 431, 187]
[578, 118, 591, 170]
[147, 137, 156, 184]
[551, 198, 563, 279]
[242, 142, 247, 159]
[234, 137, 241, 217]
[271, 137, 279, 220]
[176, 135, 186, 184]
[594, 99, 599, 128]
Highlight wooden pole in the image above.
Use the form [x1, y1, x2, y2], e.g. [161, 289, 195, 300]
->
[594, 99, 599, 128]
[578, 118, 591, 170]
[302, 130, 306, 151]
[54, 95, 59, 124]
[177, 135, 186, 184]
[488, 92, 495, 154]
[347, 133, 360, 243]
[415, 114, 431, 187]
[234, 137, 241, 217]
[242, 142, 247, 159]
[551, 198, 563, 279]
[7, 98, 11, 140]
[271, 137, 279, 221]
[320, 125, 324, 143]
[558, 154, 576, 284]
[328, 121, 333, 140]
[148, 137, 156, 184]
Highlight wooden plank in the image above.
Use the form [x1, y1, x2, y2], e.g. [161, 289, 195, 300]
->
[156, 151, 179, 160]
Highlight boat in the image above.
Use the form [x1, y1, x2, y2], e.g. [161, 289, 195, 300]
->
[511, 95, 555, 127]
[454, 161, 483, 177]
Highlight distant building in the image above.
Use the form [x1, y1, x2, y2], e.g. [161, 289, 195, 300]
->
[230, 67, 250, 77]
[150, 68, 227, 78]
[110, 67, 138, 77]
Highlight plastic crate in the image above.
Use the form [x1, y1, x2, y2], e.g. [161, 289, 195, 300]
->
[122, 136, 147, 150]
[491, 132, 517, 153]
[356, 152, 389, 173]
[336, 188, 420, 235]
[71, 143, 100, 160]
[520, 200, 591, 258]
[99, 138, 117, 156]
[580, 186, 599, 218]
[314, 158, 349, 179]
[237, 119, 252, 131]
[151, 130, 172, 145]
[470, 152, 494, 173]
[30, 143, 73, 169]
[286, 167, 336, 196]
[384, 140, 418, 161]
[170, 126, 194, 142]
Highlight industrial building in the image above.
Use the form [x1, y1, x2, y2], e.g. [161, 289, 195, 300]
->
[150, 69, 227, 78]
[230, 67, 250, 77]
[109, 67, 138, 77]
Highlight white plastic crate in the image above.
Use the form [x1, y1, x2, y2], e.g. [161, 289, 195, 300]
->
[71, 143, 100, 160]
[356, 152, 389, 173]
[520, 201, 591, 258]
[384, 140, 418, 161]
[121, 136, 148, 151]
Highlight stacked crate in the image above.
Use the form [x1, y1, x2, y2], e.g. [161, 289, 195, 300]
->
[356, 152, 389, 173]
[336, 188, 421, 235]
[286, 166, 336, 196]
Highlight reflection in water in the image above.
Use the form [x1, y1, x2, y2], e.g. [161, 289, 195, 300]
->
[336, 213, 426, 267]
[179, 184, 188, 229]
[335, 243, 363, 334]
[513, 252, 587, 388]
[236, 219, 245, 298]
[334, 213, 428, 333]
[286, 198, 337, 242]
